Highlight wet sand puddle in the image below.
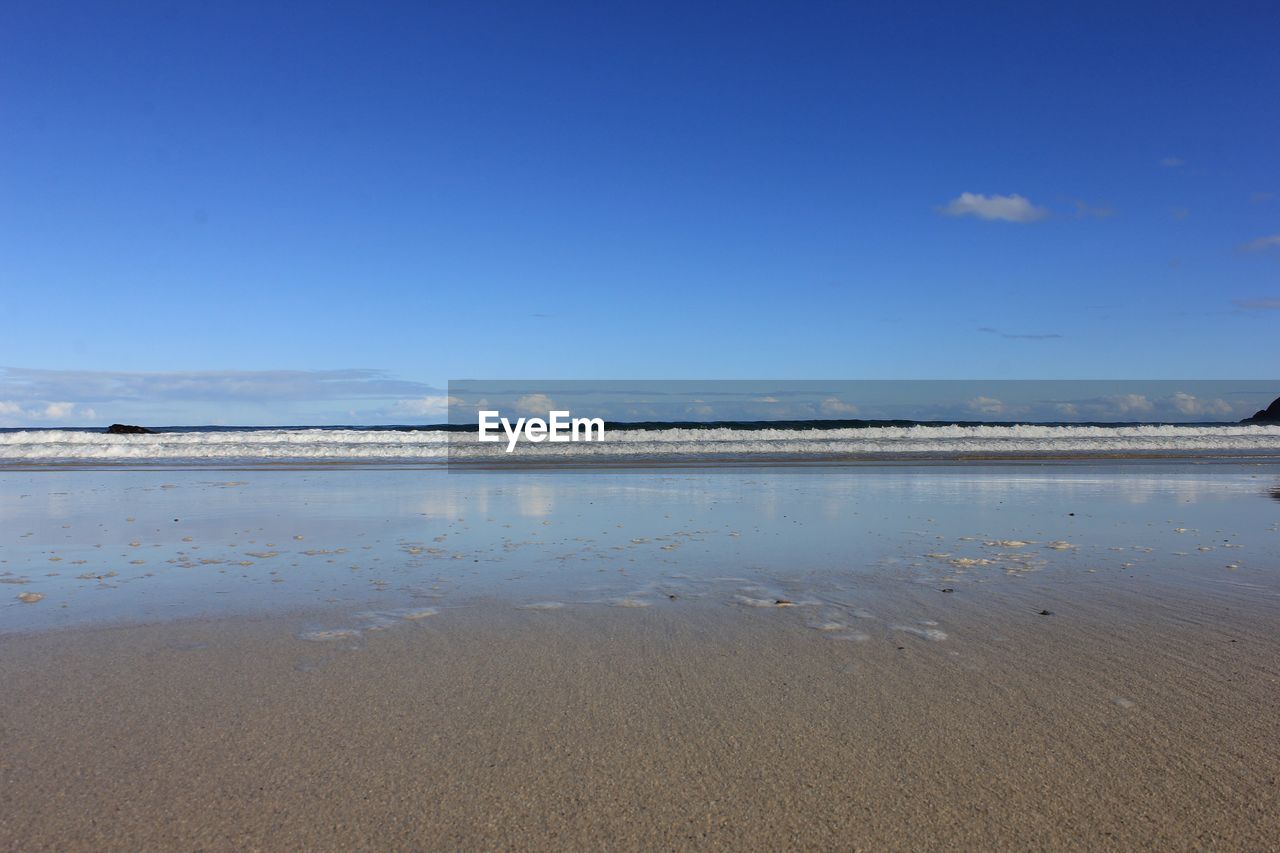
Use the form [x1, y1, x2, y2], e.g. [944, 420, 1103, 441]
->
[3, 465, 1277, 640]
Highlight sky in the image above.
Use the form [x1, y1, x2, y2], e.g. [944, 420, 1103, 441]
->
[1, 1, 1278, 425]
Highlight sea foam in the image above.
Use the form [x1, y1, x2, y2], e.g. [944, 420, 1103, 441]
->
[2, 423, 1279, 465]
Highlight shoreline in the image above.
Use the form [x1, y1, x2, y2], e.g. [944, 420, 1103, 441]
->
[4, 452, 1280, 472]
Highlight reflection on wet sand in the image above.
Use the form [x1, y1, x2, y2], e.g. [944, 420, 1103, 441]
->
[3, 461, 1278, 638]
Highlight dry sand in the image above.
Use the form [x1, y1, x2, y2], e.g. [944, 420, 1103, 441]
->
[2, 585, 1279, 851]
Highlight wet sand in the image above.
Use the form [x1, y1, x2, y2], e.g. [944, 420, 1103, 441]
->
[3, 463, 1279, 848]
[3, 583, 1279, 851]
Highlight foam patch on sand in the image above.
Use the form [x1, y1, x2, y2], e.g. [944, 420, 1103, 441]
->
[828, 631, 871, 642]
[892, 624, 949, 641]
[299, 628, 361, 642]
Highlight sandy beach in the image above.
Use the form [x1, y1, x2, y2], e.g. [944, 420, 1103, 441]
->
[4, 581, 1280, 850]
[3, 462, 1279, 849]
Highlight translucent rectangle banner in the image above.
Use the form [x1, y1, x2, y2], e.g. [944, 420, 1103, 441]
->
[443, 379, 1280, 467]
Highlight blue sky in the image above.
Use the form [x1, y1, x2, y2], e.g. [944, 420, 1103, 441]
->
[1, 1, 1277, 425]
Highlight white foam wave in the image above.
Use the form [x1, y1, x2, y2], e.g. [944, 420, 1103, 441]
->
[1, 424, 1279, 464]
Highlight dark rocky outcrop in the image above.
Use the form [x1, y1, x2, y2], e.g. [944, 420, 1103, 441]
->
[106, 423, 155, 435]
[1242, 396, 1280, 424]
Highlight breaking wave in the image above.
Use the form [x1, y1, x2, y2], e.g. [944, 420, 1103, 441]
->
[2, 423, 1279, 466]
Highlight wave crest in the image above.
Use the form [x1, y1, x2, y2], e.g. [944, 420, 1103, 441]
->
[2, 424, 1279, 465]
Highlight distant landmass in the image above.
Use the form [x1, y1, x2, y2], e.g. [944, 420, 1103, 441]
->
[105, 423, 154, 434]
[1242, 396, 1280, 424]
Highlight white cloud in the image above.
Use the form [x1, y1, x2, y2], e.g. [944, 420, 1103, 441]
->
[0, 366, 444, 427]
[514, 394, 556, 415]
[966, 396, 1006, 416]
[819, 398, 859, 416]
[1160, 156, 1185, 168]
[1045, 392, 1245, 422]
[0, 367, 439, 402]
[1105, 394, 1154, 415]
[1240, 234, 1280, 252]
[940, 193, 1049, 223]
[1234, 297, 1280, 311]
[0, 400, 95, 426]
[390, 395, 455, 417]
[1168, 392, 1232, 418]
